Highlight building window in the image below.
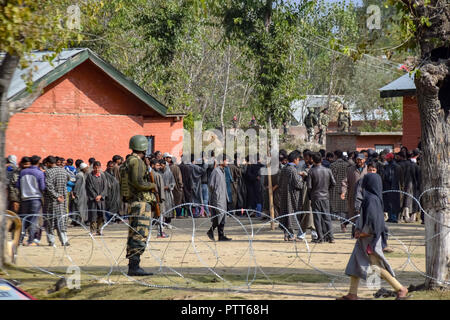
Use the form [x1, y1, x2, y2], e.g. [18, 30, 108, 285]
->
[375, 144, 393, 153]
[146, 136, 155, 156]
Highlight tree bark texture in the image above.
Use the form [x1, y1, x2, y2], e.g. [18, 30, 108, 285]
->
[401, 0, 450, 289]
[416, 62, 450, 288]
[0, 53, 19, 267]
[405, 0, 450, 288]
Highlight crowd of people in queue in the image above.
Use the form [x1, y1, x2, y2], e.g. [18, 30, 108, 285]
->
[4, 145, 422, 247]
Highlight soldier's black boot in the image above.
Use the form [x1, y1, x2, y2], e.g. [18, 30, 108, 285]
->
[127, 256, 153, 276]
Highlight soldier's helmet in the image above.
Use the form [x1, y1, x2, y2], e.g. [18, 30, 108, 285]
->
[308, 107, 315, 113]
[343, 104, 349, 110]
[129, 135, 148, 152]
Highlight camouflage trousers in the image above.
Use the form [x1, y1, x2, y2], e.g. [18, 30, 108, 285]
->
[126, 201, 154, 259]
[339, 123, 349, 132]
[317, 125, 326, 144]
[306, 127, 315, 142]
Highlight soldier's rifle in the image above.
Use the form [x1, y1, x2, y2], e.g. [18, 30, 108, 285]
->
[148, 170, 161, 218]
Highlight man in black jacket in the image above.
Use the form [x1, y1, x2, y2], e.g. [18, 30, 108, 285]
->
[382, 153, 403, 223]
[179, 155, 193, 217]
[307, 152, 336, 243]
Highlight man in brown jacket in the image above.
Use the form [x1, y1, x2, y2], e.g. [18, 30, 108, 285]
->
[341, 153, 367, 236]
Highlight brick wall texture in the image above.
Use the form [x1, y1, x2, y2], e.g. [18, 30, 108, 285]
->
[6, 60, 183, 166]
[402, 96, 421, 150]
[327, 134, 402, 153]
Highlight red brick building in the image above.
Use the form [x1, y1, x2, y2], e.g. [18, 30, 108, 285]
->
[6, 49, 184, 166]
[327, 73, 421, 153]
[326, 132, 403, 154]
[379, 73, 420, 150]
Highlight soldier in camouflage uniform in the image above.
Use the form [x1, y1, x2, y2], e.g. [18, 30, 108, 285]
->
[317, 108, 329, 145]
[124, 135, 158, 276]
[337, 104, 352, 132]
[304, 107, 318, 142]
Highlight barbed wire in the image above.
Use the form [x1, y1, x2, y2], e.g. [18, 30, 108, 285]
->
[1, 187, 449, 297]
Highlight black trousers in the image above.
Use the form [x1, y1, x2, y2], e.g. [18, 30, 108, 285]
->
[210, 208, 226, 237]
[311, 199, 334, 241]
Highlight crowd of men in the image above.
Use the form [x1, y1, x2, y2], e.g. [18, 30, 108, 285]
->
[5, 144, 422, 248]
[272, 147, 421, 245]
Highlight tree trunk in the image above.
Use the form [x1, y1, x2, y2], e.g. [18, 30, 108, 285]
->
[264, 0, 274, 230]
[415, 62, 450, 289]
[220, 45, 231, 137]
[0, 54, 20, 268]
[401, 0, 450, 289]
[267, 115, 275, 230]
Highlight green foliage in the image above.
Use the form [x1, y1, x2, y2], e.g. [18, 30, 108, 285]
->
[0, 0, 109, 87]
[344, 56, 403, 129]
[76, 0, 410, 131]
[220, 0, 306, 127]
[1, 1, 66, 66]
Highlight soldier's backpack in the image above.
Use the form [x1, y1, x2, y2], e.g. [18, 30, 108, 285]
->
[119, 157, 133, 201]
[304, 114, 313, 127]
[304, 113, 318, 127]
[320, 114, 329, 126]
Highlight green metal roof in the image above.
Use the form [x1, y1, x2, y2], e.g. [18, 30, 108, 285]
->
[8, 48, 168, 117]
[379, 73, 416, 98]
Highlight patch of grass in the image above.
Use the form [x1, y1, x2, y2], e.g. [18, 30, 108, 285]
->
[408, 289, 450, 300]
[263, 273, 331, 284]
[6, 264, 442, 300]
[185, 273, 331, 286]
[2, 264, 334, 300]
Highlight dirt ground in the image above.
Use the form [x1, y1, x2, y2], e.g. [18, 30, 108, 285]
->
[4, 215, 434, 300]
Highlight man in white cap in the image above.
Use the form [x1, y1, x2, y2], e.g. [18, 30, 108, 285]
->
[72, 163, 89, 224]
[7, 155, 17, 168]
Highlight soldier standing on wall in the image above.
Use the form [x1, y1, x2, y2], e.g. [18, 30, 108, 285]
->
[317, 108, 329, 145]
[304, 107, 318, 142]
[337, 104, 352, 132]
[121, 135, 158, 276]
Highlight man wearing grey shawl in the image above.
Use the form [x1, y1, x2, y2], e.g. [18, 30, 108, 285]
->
[105, 160, 122, 222]
[338, 173, 408, 300]
[168, 156, 184, 217]
[85, 161, 108, 235]
[160, 159, 175, 224]
[189, 154, 208, 217]
[206, 154, 232, 241]
[279, 150, 304, 241]
[72, 163, 89, 224]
